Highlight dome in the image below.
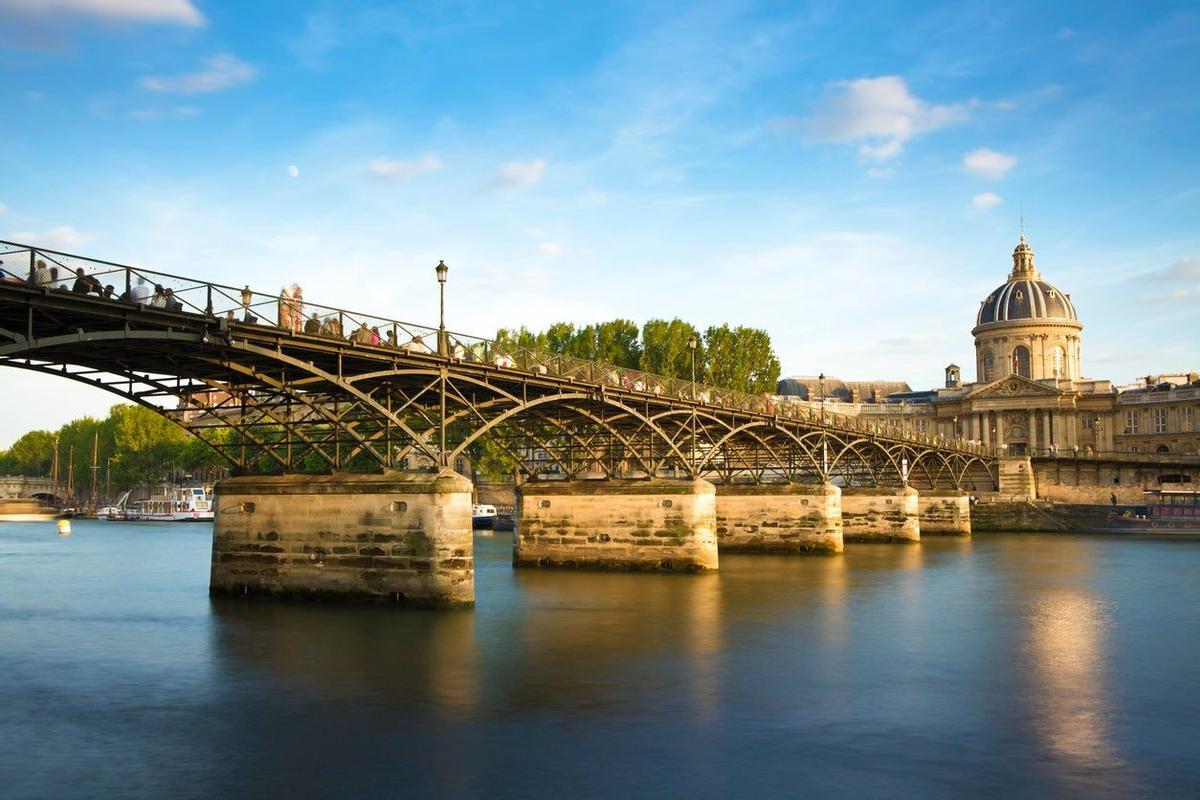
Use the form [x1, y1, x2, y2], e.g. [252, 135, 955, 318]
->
[975, 235, 1079, 326]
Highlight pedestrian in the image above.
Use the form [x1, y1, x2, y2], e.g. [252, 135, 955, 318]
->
[150, 285, 167, 308]
[1110, 492, 1118, 508]
[303, 313, 321, 335]
[288, 284, 303, 333]
[103, 285, 115, 299]
[385, 329, 398, 348]
[32, 259, 52, 287]
[131, 276, 150, 303]
[164, 288, 184, 311]
[48, 267, 62, 289]
[370, 326, 381, 346]
[71, 268, 91, 294]
[278, 286, 293, 331]
[350, 322, 372, 344]
[1072, 444, 1079, 458]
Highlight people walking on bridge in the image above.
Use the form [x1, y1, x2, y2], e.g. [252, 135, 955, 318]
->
[350, 322, 373, 344]
[150, 285, 167, 308]
[32, 259, 52, 288]
[278, 286, 294, 331]
[303, 313, 321, 335]
[71, 268, 93, 294]
[385, 328, 398, 348]
[131, 276, 150, 304]
[164, 288, 183, 311]
[287, 284, 304, 333]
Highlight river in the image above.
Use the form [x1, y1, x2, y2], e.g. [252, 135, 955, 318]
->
[1, 520, 1197, 798]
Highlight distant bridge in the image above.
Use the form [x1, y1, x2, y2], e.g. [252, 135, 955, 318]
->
[0, 240, 997, 491]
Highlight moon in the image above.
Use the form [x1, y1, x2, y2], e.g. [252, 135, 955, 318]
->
[287, 165, 299, 178]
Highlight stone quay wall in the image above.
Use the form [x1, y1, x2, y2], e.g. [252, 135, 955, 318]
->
[840, 486, 921, 542]
[514, 479, 718, 572]
[210, 470, 474, 607]
[916, 492, 972, 536]
[714, 483, 843, 554]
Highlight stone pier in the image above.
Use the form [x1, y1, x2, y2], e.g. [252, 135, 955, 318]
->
[714, 483, 843, 554]
[916, 491, 972, 536]
[514, 479, 718, 572]
[840, 486, 921, 543]
[210, 470, 474, 607]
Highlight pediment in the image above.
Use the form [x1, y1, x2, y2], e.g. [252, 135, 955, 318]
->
[966, 375, 1064, 399]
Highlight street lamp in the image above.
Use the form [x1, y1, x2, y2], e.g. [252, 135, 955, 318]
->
[435, 260, 449, 356]
[688, 333, 698, 471]
[818, 372, 826, 423]
[1094, 415, 1102, 457]
[953, 415, 959, 441]
[899, 399, 907, 432]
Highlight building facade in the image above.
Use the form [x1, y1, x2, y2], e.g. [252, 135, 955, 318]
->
[777, 235, 1200, 458]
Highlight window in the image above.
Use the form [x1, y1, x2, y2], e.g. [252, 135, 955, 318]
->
[1011, 346, 1031, 378]
[1153, 408, 1168, 434]
[1184, 405, 1195, 431]
[1125, 410, 1139, 434]
[1157, 444, 1170, 453]
[1083, 416, 1094, 429]
[982, 350, 994, 382]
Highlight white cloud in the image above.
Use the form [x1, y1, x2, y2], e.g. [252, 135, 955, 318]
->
[0, 201, 7, 215]
[1155, 255, 1200, 281]
[127, 105, 199, 120]
[287, 165, 300, 178]
[140, 54, 256, 95]
[963, 147, 1017, 179]
[804, 75, 967, 162]
[368, 154, 443, 183]
[0, 0, 204, 26]
[536, 242, 563, 256]
[971, 192, 1003, 209]
[492, 159, 547, 191]
[8, 225, 93, 249]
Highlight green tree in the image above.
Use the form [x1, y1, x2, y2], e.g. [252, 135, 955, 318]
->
[0, 429, 57, 475]
[703, 324, 781, 394]
[641, 318, 704, 381]
[110, 404, 190, 487]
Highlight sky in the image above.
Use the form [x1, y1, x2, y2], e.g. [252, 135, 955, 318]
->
[1, 0, 1198, 448]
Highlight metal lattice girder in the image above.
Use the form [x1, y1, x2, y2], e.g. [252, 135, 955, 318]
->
[0, 258, 999, 489]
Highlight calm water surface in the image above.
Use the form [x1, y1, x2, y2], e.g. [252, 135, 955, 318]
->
[1, 520, 1198, 798]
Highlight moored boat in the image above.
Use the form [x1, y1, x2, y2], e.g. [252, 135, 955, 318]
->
[1108, 489, 1200, 533]
[126, 486, 214, 522]
[472, 503, 497, 529]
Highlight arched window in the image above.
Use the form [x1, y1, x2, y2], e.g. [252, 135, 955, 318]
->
[1012, 346, 1031, 378]
[1156, 444, 1170, 454]
[982, 350, 994, 382]
[1050, 346, 1065, 378]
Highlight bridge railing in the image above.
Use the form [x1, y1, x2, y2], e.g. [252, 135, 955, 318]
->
[0, 240, 989, 458]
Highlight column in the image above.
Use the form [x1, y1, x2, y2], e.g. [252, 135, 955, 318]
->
[1028, 409, 1038, 455]
[996, 413, 1006, 452]
[514, 478, 718, 572]
[210, 469, 474, 607]
[1067, 412, 1078, 449]
[1049, 410, 1059, 452]
[982, 412, 990, 446]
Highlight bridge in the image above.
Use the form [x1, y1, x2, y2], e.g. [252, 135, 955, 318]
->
[1, 239, 998, 606]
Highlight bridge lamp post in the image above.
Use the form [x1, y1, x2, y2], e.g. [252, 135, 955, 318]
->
[435, 260, 449, 356]
[689, 334, 698, 471]
[1094, 415, 1102, 457]
[953, 415, 959, 442]
[818, 373, 826, 423]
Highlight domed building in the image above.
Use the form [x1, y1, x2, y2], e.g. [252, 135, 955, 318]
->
[972, 234, 1082, 382]
[778, 232, 1200, 464]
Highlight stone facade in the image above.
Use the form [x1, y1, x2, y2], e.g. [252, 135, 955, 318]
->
[840, 486, 920, 542]
[514, 479, 718, 572]
[210, 470, 474, 607]
[714, 482, 842, 554]
[916, 492, 971, 535]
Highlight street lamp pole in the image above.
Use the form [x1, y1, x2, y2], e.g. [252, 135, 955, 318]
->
[688, 334, 698, 472]
[818, 372, 826, 423]
[435, 260, 449, 468]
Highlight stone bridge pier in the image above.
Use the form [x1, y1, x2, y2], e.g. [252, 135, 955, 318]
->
[714, 483, 843, 554]
[840, 486, 921, 543]
[513, 479, 719, 572]
[210, 470, 474, 607]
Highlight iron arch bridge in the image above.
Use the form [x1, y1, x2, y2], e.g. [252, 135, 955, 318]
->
[0, 241, 997, 491]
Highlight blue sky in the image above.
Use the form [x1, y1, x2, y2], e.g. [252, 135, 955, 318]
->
[1, 0, 1198, 447]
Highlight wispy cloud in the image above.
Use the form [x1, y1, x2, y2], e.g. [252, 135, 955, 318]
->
[128, 105, 200, 121]
[1147, 255, 1200, 281]
[369, 154, 443, 183]
[0, 0, 204, 26]
[140, 54, 256, 95]
[963, 147, 1017, 178]
[800, 75, 968, 162]
[1137, 255, 1200, 305]
[536, 242, 564, 256]
[8, 225, 93, 249]
[972, 192, 1003, 209]
[491, 159, 546, 191]
[0, 201, 7, 215]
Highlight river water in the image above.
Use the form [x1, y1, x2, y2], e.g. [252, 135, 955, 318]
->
[1, 520, 1198, 799]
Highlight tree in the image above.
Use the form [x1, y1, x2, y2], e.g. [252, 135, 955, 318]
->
[703, 324, 781, 394]
[0, 429, 56, 475]
[641, 318, 704, 381]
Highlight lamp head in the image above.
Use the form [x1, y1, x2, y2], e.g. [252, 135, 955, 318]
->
[436, 260, 448, 284]
[688, 334, 697, 350]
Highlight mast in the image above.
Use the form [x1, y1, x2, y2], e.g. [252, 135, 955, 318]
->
[90, 431, 100, 504]
[51, 438, 60, 500]
[66, 446, 75, 500]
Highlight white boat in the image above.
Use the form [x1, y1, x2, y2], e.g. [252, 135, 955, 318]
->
[126, 486, 214, 522]
[94, 505, 124, 520]
[472, 503, 497, 529]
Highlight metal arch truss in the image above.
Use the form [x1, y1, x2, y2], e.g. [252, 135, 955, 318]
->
[0, 287, 998, 490]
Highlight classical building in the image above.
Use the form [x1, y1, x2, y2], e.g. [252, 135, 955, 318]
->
[777, 234, 1200, 458]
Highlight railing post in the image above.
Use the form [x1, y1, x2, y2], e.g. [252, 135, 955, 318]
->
[205, 284, 213, 317]
[125, 267, 131, 299]
[28, 249, 35, 285]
